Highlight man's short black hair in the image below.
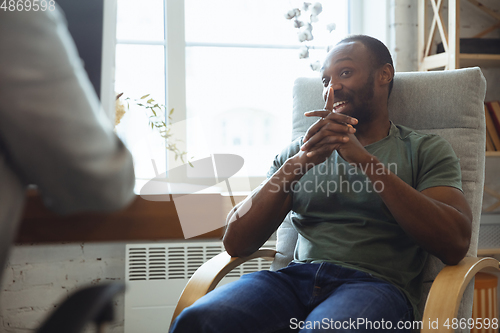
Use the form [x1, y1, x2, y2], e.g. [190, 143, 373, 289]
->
[337, 35, 394, 97]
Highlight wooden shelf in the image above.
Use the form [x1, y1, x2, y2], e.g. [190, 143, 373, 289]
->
[459, 54, 500, 68]
[418, 0, 500, 71]
[486, 151, 500, 157]
[421, 53, 500, 70]
[478, 248, 500, 256]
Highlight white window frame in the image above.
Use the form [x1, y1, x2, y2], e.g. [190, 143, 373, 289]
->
[115, 0, 385, 193]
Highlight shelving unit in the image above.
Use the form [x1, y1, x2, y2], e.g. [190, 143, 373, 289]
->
[418, 0, 500, 260]
[418, 0, 500, 71]
[418, 0, 500, 155]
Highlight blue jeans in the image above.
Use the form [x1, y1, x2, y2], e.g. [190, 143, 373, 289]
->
[170, 262, 413, 333]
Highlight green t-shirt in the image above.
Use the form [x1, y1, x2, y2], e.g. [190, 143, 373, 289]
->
[266, 121, 462, 319]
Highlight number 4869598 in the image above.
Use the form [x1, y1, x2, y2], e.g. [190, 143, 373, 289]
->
[1, 0, 56, 11]
[443, 318, 499, 330]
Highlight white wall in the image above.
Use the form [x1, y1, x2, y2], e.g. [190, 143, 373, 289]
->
[387, 0, 419, 72]
[1, 244, 127, 332]
[350, 0, 418, 72]
[350, 0, 390, 46]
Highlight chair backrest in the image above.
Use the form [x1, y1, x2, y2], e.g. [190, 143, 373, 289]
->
[270, 67, 487, 319]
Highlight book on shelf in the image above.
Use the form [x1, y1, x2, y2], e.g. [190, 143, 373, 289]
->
[486, 101, 500, 135]
[485, 102, 500, 151]
[486, 127, 495, 151]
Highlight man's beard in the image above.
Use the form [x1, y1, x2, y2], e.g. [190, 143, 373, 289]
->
[341, 71, 376, 124]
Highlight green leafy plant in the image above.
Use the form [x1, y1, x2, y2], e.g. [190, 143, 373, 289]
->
[125, 94, 193, 167]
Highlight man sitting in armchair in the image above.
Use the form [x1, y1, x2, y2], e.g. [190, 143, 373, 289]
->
[170, 35, 472, 333]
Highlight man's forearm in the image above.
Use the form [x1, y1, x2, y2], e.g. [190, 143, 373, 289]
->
[361, 156, 471, 265]
[223, 157, 310, 257]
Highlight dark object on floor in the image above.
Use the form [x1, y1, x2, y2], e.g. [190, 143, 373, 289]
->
[37, 282, 125, 333]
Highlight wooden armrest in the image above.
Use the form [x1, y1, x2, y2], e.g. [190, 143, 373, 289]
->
[422, 256, 500, 332]
[170, 248, 277, 325]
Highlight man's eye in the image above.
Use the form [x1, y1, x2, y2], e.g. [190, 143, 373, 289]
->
[340, 71, 351, 77]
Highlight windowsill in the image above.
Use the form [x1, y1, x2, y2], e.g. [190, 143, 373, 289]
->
[16, 190, 248, 244]
[221, 191, 252, 196]
[134, 178, 223, 195]
[134, 176, 264, 196]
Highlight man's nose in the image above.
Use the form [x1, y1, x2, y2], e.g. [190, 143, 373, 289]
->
[328, 81, 342, 91]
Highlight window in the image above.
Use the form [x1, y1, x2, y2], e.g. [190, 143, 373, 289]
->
[115, 0, 349, 191]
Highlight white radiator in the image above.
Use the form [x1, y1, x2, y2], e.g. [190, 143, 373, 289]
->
[124, 240, 276, 333]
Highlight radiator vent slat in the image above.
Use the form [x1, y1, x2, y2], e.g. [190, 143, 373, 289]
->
[127, 242, 275, 281]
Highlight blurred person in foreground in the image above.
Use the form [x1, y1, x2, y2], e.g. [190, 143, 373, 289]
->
[0, 8, 135, 284]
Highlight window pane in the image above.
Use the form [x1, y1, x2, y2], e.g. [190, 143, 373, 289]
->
[115, 102, 167, 180]
[115, 44, 166, 179]
[185, 0, 348, 47]
[116, 0, 164, 41]
[185, 46, 326, 177]
[115, 44, 165, 102]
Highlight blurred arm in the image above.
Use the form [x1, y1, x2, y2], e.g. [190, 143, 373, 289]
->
[0, 9, 135, 214]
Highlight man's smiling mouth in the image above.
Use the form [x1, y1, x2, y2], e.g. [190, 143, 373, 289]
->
[333, 101, 348, 112]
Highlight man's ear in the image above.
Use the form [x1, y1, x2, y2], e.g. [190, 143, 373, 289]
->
[379, 63, 394, 87]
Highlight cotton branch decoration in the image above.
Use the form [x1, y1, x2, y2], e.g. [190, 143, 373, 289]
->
[285, 2, 336, 71]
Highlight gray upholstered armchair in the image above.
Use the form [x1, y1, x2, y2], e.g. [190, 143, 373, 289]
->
[171, 67, 498, 333]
